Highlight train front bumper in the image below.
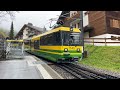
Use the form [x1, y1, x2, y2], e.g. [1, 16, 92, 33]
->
[58, 52, 82, 62]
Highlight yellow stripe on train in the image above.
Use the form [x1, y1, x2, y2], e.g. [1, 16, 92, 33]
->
[40, 46, 83, 51]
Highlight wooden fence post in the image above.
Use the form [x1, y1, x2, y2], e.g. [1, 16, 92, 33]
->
[93, 38, 94, 46]
[105, 38, 106, 46]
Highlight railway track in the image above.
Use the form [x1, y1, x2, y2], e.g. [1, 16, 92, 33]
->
[58, 63, 120, 79]
[26, 52, 120, 79]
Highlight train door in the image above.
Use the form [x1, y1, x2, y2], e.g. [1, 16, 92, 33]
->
[34, 40, 39, 50]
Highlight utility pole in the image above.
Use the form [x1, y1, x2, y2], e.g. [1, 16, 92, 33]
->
[80, 11, 84, 58]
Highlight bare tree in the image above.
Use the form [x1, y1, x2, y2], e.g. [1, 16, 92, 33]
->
[0, 11, 18, 23]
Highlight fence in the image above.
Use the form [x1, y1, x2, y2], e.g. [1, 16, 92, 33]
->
[6, 41, 24, 59]
[84, 37, 120, 46]
[0, 33, 6, 60]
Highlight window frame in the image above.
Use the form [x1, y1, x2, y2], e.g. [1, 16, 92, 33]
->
[110, 19, 120, 28]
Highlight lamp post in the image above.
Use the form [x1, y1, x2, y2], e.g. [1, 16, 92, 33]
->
[80, 11, 84, 58]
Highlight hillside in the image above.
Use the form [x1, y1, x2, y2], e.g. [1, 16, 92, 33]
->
[0, 28, 8, 37]
[79, 45, 120, 73]
[0, 28, 18, 38]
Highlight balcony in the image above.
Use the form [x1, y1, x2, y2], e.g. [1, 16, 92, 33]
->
[28, 32, 35, 37]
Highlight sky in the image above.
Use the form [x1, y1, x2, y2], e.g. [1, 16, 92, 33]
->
[0, 11, 89, 34]
[0, 11, 62, 33]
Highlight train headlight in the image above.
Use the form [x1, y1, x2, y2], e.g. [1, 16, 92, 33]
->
[70, 26, 73, 32]
[77, 48, 80, 52]
[64, 48, 68, 52]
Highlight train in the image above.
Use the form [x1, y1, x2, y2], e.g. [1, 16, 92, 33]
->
[6, 27, 83, 63]
[24, 27, 83, 63]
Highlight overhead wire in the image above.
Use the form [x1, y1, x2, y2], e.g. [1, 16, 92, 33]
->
[38, 11, 82, 29]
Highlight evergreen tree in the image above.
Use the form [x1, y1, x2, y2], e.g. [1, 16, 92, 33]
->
[43, 26, 47, 33]
[9, 21, 14, 40]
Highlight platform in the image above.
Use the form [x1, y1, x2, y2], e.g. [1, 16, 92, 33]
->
[0, 54, 63, 79]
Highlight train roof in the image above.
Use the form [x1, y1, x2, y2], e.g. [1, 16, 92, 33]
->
[31, 27, 81, 40]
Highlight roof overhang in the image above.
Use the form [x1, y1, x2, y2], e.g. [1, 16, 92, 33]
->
[70, 19, 81, 25]
[84, 25, 94, 32]
[57, 11, 70, 24]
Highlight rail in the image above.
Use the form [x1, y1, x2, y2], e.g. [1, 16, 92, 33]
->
[58, 63, 119, 79]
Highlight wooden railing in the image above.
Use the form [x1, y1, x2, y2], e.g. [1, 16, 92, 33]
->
[84, 38, 120, 46]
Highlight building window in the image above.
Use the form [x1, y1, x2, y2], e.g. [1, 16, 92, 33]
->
[70, 11, 78, 17]
[110, 19, 120, 28]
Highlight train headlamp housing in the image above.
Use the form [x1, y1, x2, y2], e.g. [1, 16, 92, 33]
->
[70, 26, 73, 32]
[64, 48, 68, 52]
[77, 48, 80, 52]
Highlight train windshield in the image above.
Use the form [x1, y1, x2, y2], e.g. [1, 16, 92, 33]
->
[62, 31, 81, 46]
[69, 32, 80, 46]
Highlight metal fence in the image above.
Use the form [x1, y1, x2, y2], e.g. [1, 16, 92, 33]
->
[6, 41, 24, 59]
[0, 33, 6, 60]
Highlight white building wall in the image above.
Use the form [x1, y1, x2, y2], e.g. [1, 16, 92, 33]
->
[23, 27, 29, 39]
[83, 11, 89, 27]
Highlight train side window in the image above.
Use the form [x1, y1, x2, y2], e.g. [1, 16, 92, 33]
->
[31, 41, 34, 47]
[54, 32, 61, 45]
[34, 40, 39, 49]
[40, 31, 61, 46]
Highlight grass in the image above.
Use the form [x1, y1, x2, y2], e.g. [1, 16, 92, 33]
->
[79, 44, 120, 73]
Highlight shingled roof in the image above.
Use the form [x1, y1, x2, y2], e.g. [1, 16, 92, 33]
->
[15, 23, 46, 38]
[26, 23, 44, 32]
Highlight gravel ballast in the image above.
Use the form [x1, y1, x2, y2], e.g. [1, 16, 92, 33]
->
[77, 63, 120, 78]
[49, 65, 77, 79]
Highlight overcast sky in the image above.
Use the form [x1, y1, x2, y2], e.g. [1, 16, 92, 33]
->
[0, 11, 62, 33]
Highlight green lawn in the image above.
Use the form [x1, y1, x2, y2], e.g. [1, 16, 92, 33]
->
[79, 44, 120, 73]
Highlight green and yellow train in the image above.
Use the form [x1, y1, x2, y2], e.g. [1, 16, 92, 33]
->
[24, 27, 83, 63]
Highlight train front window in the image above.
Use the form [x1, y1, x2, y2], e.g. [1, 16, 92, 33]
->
[62, 31, 81, 46]
[69, 33, 80, 46]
